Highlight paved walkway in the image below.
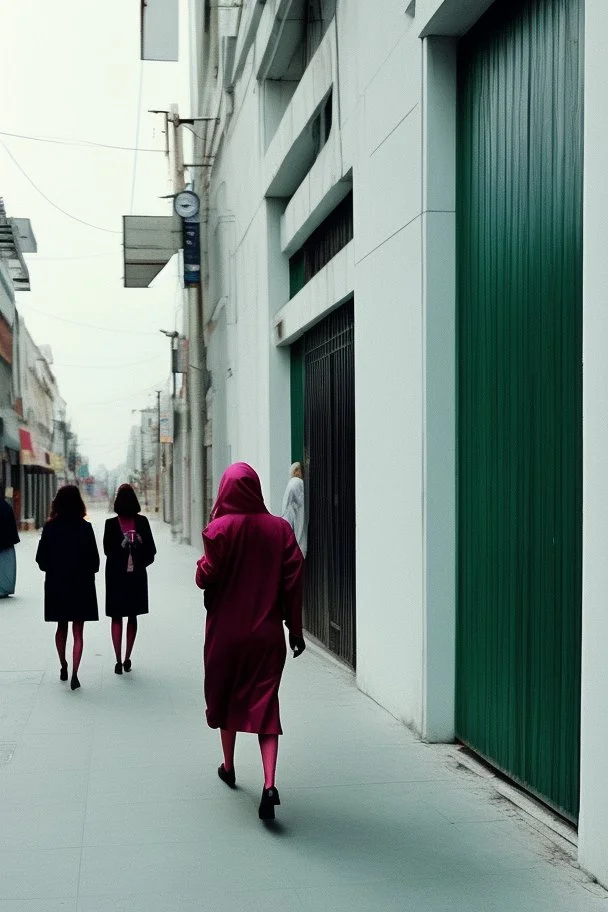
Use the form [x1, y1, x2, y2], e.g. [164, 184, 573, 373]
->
[0, 510, 606, 911]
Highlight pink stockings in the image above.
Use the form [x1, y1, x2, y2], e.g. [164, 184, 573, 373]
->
[259, 734, 279, 789]
[220, 729, 236, 771]
[55, 621, 84, 674]
[111, 616, 138, 663]
[220, 729, 279, 789]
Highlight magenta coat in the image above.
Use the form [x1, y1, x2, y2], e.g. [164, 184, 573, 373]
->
[195, 463, 304, 735]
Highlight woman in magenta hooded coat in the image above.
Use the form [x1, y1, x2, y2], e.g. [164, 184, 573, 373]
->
[195, 462, 305, 820]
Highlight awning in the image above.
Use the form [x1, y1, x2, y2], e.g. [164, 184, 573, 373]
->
[122, 215, 181, 288]
[0, 209, 36, 292]
[0, 408, 20, 451]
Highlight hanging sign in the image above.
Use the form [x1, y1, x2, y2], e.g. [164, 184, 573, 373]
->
[182, 220, 201, 285]
[174, 191, 201, 286]
[159, 394, 174, 444]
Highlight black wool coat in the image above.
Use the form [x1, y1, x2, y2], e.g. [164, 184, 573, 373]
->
[36, 518, 100, 623]
[103, 515, 156, 618]
[0, 498, 19, 552]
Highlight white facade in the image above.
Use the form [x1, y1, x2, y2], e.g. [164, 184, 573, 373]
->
[16, 320, 55, 453]
[190, 0, 456, 738]
[189, 0, 608, 887]
[579, 0, 608, 890]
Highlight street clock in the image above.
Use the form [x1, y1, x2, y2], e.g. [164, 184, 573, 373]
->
[174, 190, 200, 219]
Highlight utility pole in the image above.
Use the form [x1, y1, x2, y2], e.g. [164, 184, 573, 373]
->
[169, 104, 207, 544]
[140, 419, 148, 509]
[155, 389, 161, 513]
[160, 329, 179, 533]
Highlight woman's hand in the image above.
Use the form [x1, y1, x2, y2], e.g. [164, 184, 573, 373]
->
[289, 633, 306, 658]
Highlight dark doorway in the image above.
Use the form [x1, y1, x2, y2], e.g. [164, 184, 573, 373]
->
[304, 300, 356, 667]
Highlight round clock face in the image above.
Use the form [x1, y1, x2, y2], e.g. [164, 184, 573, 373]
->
[174, 191, 200, 219]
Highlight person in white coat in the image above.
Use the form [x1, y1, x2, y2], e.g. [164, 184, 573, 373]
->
[281, 462, 307, 557]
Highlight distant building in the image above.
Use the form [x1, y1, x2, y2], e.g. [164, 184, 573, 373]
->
[0, 198, 77, 526]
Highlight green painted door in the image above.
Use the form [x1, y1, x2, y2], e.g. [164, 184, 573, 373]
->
[456, 0, 583, 821]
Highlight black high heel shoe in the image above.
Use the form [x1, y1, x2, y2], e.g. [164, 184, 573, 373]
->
[258, 786, 280, 820]
[114, 662, 123, 675]
[70, 674, 80, 691]
[217, 763, 236, 788]
[123, 659, 132, 672]
[60, 662, 68, 682]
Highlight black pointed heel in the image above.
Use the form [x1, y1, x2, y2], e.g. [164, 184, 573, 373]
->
[123, 659, 131, 672]
[60, 663, 68, 682]
[218, 763, 236, 788]
[70, 674, 80, 691]
[114, 662, 123, 675]
[258, 786, 280, 820]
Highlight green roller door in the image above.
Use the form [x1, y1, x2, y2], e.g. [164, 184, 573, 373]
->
[456, 0, 583, 821]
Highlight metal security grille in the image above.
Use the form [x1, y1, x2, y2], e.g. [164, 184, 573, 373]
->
[304, 301, 356, 667]
[456, 0, 583, 821]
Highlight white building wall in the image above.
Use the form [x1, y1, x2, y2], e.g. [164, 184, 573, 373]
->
[19, 321, 54, 449]
[0, 262, 15, 411]
[198, 0, 449, 734]
[578, 0, 608, 890]
[340, 5, 428, 731]
[194, 0, 608, 887]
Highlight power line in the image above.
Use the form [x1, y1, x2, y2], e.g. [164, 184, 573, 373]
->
[53, 355, 161, 369]
[130, 62, 145, 214]
[18, 303, 159, 336]
[0, 129, 162, 153]
[0, 139, 122, 234]
[78, 382, 163, 407]
[35, 252, 118, 262]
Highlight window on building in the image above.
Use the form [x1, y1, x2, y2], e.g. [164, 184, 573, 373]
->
[305, 0, 336, 65]
[311, 91, 332, 159]
[289, 191, 353, 298]
[262, 0, 336, 149]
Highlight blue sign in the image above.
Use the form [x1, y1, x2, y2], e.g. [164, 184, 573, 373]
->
[183, 219, 201, 285]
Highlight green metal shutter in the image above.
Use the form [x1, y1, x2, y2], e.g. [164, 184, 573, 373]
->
[456, 0, 583, 821]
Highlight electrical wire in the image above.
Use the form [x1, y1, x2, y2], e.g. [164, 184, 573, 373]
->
[130, 62, 145, 214]
[18, 303, 159, 336]
[34, 252, 119, 262]
[0, 129, 162, 153]
[0, 139, 122, 234]
[78, 383, 162, 407]
[52, 355, 162, 369]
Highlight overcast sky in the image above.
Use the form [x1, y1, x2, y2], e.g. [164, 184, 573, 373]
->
[0, 0, 190, 474]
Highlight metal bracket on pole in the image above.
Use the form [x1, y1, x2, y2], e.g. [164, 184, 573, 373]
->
[148, 109, 171, 158]
[171, 116, 219, 143]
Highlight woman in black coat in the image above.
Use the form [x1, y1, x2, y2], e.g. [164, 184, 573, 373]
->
[0, 488, 20, 597]
[35, 485, 100, 690]
[104, 484, 156, 675]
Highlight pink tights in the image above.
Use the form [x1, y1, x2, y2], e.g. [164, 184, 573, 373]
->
[55, 621, 84, 674]
[220, 729, 279, 789]
[111, 617, 138, 663]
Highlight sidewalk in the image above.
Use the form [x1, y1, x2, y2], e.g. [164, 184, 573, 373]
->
[0, 511, 606, 912]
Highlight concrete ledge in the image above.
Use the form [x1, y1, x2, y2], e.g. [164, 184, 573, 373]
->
[272, 241, 354, 346]
[263, 25, 336, 197]
[256, 0, 306, 80]
[232, 0, 266, 83]
[280, 131, 350, 255]
[416, 0, 495, 37]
